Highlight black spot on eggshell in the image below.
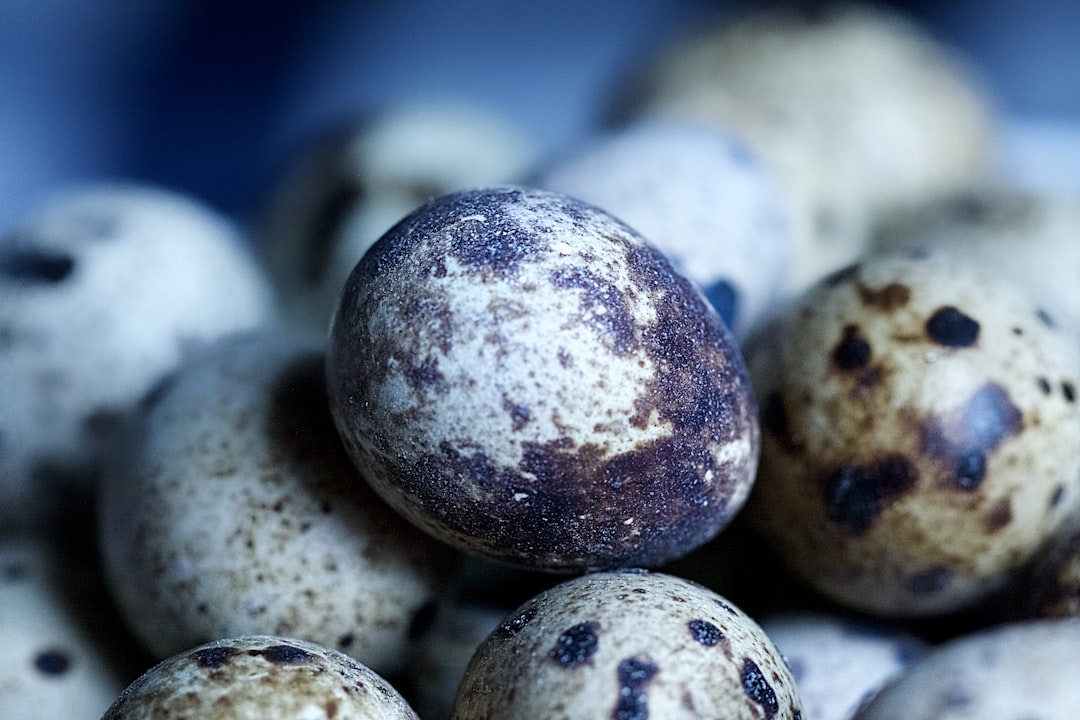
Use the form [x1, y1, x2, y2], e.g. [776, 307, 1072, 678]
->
[257, 644, 314, 664]
[688, 618, 723, 646]
[1036, 308, 1057, 329]
[613, 657, 658, 720]
[502, 396, 532, 432]
[550, 622, 600, 669]
[925, 306, 980, 347]
[497, 605, 537, 639]
[1039, 377, 1053, 395]
[984, 497, 1013, 533]
[407, 600, 438, 641]
[192, 646, 240, 669]
[1049, 484, 1065, 509]
[740, 657, 779, 719]
[1063, 382, 1076, 403]
[337, 633, 354, 650]
[953, 448, 987, 491]
[961, 383, 1022, 450]
[832, 325, 871, 370]
[0, 243, 76, 283]
[703, 278, 739, 331]
[34, 649, 72, 676]
[905, 566, 953, 595]
[824, 456, 919, 535]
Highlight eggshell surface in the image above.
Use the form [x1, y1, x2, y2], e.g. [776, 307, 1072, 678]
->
[99, 330, 453, 675]
[0, 183, 276, 532]
[452, 569, 802, 720]
[326, 186, 760, 572]
[747, 253, 1080, 616]
[102, 635, 419, 720]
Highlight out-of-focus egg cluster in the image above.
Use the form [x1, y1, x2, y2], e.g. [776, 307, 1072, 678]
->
[3, 2, 1080, 719]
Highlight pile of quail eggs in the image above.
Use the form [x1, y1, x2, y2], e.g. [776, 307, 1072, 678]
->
[3, 3, 1080, 719]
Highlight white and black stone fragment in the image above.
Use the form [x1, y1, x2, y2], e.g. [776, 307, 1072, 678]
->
[326, 186, 760, 572]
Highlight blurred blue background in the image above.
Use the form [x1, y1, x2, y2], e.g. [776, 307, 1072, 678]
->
[3, 0, 1079, 231]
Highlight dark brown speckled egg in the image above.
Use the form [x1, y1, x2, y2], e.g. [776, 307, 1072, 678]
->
[746, 252, 1080, 617]
[451, 569, 802, 720]
[326, 186, 759, 572]
[102, 635, 419, 719]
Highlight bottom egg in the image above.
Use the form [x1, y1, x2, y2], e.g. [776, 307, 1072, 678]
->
[452, 569, 802, 720]
[102, 635, 419, 719]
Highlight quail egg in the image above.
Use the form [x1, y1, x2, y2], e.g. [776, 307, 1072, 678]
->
[0, 183, 276, 532]
[532, 118, 793, 337]
[102, 635, 420, 719]
[326, 186, 760, 572]
[852, 619, 1080, 719]
[746, 252, 1080, 616]
[758, 611, 927, 720]
[452, 569, 802, 719]
[610, 2, 997, 295]
[99, 329, 454, 675]
[260, 99, 536, 330]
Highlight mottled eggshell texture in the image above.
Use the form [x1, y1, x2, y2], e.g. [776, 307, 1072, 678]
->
[533, 119, 793, 337]
[326, 186, 760, 572]
[0, 539, 145, 720]
[452, 569, 802, 720]
[0, 183, 276, 532]
[852, 619, 1080, 719]
[102, 635, 419, 720]
[260, 99, 536, 331]
[758, 612, 926, 720]
[747, 253, 1080, 616]
[99, 330, 453, 675]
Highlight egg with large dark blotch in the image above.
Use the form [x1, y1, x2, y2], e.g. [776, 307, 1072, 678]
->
[745, 252, 1080, 617]
[326, 186, 759, 572]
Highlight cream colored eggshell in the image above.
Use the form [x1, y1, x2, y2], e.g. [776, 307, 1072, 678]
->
[99, 330, 454, 675]
[759, 611, 926, 720]
[0, 183, 276, 533]
[534, 119, 793, 338]
[873, 188, 1080, 335]
[0, 539, 144, 720]
[747, 253, 1080, 616]
[326, 186, 760, 572]
[260, 99, 537, 331]
[103, 635, 419, 720]
[853, 619, 1080, 719]
[452, 570, 802, 720]
[616, 3, 997, 296]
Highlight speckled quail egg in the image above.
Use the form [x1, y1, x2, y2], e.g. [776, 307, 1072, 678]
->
[852, 619, 1080, 719]
[746, 252, 1080, 617]
[102, 635, 420, 720]
[532, 119, 793, 338]
[610, 2, 997, 296]
[758, 611, 927, 720]
[98, 329, 454, 675]
[260, 99, 536, 331]
[452, 569, 802, 719]
[0, 183, 276, 533]
[873, 188, 1080, 335]
[326, 186, 760, 572]
[0, 538, 148, 720]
